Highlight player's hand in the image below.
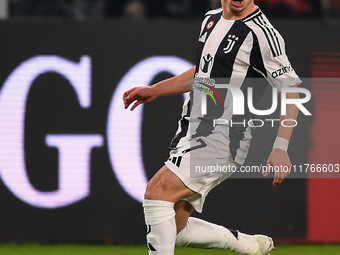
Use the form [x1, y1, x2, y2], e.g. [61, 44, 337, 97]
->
[264, 149, 291, 187]
[123, 86, 157, 111]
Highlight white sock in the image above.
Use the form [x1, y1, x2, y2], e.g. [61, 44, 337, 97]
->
[175, 217, 238, 249]
[176, 217, 259, 254]
[143, 199, 176, 255]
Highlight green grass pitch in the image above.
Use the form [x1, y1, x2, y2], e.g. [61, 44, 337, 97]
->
[0, 244, 340, 255]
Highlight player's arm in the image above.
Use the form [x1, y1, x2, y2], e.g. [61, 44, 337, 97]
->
[263, 85, 300, 186]
[123, 66, 195, 111]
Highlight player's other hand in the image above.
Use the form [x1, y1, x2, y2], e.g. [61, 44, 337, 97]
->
[264, 149, 291, 187]
[123, 86, 157, 111]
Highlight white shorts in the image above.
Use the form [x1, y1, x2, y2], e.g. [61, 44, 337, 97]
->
[165, 136, 243, 213]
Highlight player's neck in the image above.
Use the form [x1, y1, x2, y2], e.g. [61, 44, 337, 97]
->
[222, 4, 257, 20]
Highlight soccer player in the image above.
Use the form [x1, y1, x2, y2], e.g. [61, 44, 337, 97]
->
[123, 0, 301, 254]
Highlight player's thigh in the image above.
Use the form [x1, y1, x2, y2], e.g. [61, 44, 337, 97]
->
[144, 165, 196, 202]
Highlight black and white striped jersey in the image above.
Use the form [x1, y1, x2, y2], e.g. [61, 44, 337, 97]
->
[170, 7, 301, 165]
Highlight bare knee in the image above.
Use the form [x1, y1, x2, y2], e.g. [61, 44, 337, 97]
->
[144, 168, 167, 200]
[144, 181, 160, 200]
[144, 166, 196, 202]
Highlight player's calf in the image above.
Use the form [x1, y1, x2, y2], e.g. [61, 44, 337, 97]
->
[143, 199, 177, 255]
[175, 217, 274, 255]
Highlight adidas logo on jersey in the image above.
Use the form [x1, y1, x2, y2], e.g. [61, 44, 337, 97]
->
[223, 34, 239, 54]
[199, 32, 207, 43]
[168, 156, 182, 167]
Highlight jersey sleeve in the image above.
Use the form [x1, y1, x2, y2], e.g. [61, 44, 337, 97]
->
[263, 42, 302, 90]
[250, 24, 301, 91]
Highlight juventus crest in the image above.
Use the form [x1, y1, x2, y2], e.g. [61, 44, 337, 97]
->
[223, 34, 239, 54]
